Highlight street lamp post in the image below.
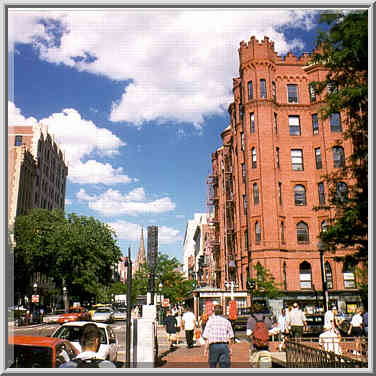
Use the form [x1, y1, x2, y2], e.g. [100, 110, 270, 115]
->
[63, 286, 68, 313]
[32, 283, 38, 323]
[318, 240, 329, 312]
[124, 247, 132, 368]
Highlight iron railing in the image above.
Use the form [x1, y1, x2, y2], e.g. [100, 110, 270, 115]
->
[285, 338, 368, 368]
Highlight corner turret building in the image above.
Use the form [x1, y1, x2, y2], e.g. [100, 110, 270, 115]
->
[206, 36, 361, 313]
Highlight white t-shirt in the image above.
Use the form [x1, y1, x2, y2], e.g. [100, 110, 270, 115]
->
[182, 311, 196, 331]
[350, 313, 363, 327]
[324, 310, 335, 328]
[319, 329, 341, 354]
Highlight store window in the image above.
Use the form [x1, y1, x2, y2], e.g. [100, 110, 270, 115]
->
[299, 261, 312, 289]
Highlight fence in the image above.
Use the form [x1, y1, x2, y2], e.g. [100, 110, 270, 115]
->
[285, 338, 368, 368]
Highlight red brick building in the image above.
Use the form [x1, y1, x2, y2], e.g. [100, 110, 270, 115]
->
[206, 36, 361, 313]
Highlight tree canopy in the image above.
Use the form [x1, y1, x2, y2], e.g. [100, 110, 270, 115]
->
[13, 208, 122, 303]
[248, 263, 283, 300]
[132, 254, 196, 304]
[311, 11, 368, 264]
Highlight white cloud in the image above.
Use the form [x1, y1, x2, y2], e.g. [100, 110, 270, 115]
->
[65, 198, 72, 205]
[8, 9, 319, 128]
[76, 187, 175, 216]
[8, 101, 38, 125]
[107, 220, 182, 244]
[8, 102, 131, 186]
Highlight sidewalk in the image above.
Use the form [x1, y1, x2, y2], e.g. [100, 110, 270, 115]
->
[156, 325, 286, 368]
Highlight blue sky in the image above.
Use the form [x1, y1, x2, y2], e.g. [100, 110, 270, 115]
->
[7, 7, 333, 262]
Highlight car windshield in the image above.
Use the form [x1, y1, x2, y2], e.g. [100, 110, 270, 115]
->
[10, 345, 52, 368]
[116, 309, 126, 313]
[53, 326, 107, 344]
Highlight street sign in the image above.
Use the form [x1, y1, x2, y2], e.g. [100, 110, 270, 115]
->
[162, 298, 170, 307]
[31, 295, 39, 303]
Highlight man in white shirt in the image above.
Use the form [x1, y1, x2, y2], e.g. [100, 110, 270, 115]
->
[319, 324, 342, 355]
[324, 305, 338, 328]
[182, 307, 196, 348]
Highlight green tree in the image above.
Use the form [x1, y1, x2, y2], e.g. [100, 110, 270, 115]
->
[132, 253, 196, 304]
[248, 263, 283, 300]
[13, 209, 122, 303]
[311, 11, 368, 265]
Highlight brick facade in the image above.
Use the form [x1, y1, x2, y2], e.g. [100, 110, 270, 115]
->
[206, 36, 361, 312]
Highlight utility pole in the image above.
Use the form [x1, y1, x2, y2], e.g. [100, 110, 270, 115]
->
[318, 240, 329, 312]
[125, 247, 132, 368]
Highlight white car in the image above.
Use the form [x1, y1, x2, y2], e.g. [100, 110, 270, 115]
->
[51, 321, 118, 361]
[92, 307, 114, 323]
[43, 309, 65, 324]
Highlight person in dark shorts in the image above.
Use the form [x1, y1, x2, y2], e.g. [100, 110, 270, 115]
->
[164, 309, 178, 349]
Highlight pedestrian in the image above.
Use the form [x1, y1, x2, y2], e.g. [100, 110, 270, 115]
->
[277, 308, 288, 351]
[286, 302, 307, 339]
[181, 307, 196, 348]
[175, 312, 182, 344]
[202, 305, 234, 368]
[347, 307, 363, 337]
[164, 309, 178, 349]
[324, 305, 339, 329]
[363, 309, 368, 337]
[347, 307, 363, 355]
[199, 312, 209, 332]
[319, 323, 342, 355]
[60, 323, 116, 368]
[247, 303, 273, 367]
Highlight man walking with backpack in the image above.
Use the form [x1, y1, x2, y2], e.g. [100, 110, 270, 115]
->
[246, 303, 273, 368]
[60, 323, 116, 368]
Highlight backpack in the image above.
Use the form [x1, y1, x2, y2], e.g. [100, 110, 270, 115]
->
[251, 314, 269, 348]
[72, 357, 104, 368]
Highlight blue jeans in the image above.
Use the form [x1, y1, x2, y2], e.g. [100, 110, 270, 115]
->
[209, 343, 230, 368]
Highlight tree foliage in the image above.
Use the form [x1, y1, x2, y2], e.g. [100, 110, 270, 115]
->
[132, 253, 196, 304]
[248, 263, 283, 300]
[311, 11, 368, 264]
[13, 209, 122, 303]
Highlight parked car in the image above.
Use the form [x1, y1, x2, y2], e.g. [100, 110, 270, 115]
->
[43, 309, 65, 324]
[113, 307, 127, 321]
[58, 307, 91, 324]
[8, 335, 79, 368]
[92, 307, 115, 323]
[51, 321, 118, 361]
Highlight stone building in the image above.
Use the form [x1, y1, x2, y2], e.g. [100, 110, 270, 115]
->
[8, 123, 68, 228]
[133, 227, 147, 275]
[206, 36, 361, 313]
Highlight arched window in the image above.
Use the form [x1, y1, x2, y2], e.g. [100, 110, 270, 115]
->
[333, 146, 345, 168]
[251, 147, 257, 168]
[255, 221, 261, 243]
[253, 183, 259, 205]
[336, 182, 348, 203]
[343, 261, 356, 288]
[299, 261, 312, 289]
[325, 262, 333, 289]
[294, 185, 306, 206]
[297, 221, 309, 243]
[321, 220, 328, 233]
[283, 262, 287, 290]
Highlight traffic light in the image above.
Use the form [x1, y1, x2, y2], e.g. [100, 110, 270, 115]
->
[247, 280, 256, 290]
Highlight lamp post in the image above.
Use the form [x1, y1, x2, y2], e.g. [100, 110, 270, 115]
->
[63, 286, 68, 313]
[124, 248, 132, 368]
[318, 239, 329, 312]
[158, 282, 163, 324]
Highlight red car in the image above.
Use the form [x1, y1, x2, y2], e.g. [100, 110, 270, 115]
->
[58, 306, 91, 324]
[9, 335, 79, 368]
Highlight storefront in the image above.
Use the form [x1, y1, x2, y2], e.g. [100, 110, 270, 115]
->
[192, 286, 249, 319]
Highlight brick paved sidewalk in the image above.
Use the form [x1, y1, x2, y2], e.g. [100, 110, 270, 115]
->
[157, 341, 286, 368]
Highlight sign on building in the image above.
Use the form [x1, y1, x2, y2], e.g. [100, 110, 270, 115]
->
[31, 295, 39, 303]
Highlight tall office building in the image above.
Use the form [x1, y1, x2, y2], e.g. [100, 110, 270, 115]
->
[8, 123, 68, 227]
